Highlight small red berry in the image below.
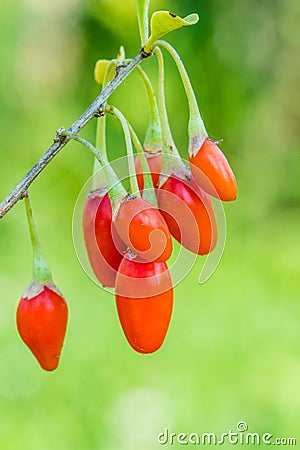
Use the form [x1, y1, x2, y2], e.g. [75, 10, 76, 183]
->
[135, 152, 162, 191]
[16, 285, 68, 371]
[114, 196, 172, 263]
[157, 175, 217, 255]
[189, 138, 237, 201]
[83, 190, 126, 287]
[115, 257, 173, 354]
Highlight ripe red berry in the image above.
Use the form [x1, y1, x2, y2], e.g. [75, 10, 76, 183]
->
[83, 190, 126, 287]
[135, 152, 162, 191]
[157, 175, 217, 255]
[16, 286, 68, 371]
[114, 196, 172, 263]
[189, 138, 237, 201]
[115, 257, 173, 353]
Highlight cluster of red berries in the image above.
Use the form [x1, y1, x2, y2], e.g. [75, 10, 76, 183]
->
[79, 33, 237, 356]
[14, 6, 237, 371]
[83, 137, 236, 354]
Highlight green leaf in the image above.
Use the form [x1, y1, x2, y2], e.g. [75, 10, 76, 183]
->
[94, 59, 110, 85]
[117, 46, 126, 62]
[144, 11, 199, 53]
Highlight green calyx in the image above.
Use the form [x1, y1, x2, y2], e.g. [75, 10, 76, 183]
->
[144, 11, 199, 54]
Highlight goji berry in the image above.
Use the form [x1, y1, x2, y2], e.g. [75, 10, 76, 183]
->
[135, 152, 162, 191]
[189, 138, 237, 201]
[83, 190, 126, 287]
[115, 256, 173, 353]
[114, 196, 172, 263]
[157, 175, 217, 254]
[17, 285, 68, 371]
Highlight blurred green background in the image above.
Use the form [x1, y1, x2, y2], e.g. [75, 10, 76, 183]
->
[0, 0, 299, 448]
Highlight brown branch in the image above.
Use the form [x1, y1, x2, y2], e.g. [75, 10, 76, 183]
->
[0, 51, 149, 220]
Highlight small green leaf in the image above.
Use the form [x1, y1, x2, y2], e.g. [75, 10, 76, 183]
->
[117, 46, 126, 62]
[94, 59, 110, 85]
[144, 11, 199, 53]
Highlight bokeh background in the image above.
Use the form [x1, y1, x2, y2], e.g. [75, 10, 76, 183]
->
[0, 0, 299, 448]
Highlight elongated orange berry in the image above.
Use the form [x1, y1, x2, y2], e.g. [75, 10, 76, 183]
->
[115, 257, 173, 354]
[158, 175, 217, 255]
[83, 190, 126, 287]
[114, 196, 172, 263]
[135, 152, 162, 192]
[189, 138, 237, 201]
[17, 285, 68, 371]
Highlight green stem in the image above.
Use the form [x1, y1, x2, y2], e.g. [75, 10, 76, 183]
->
[155, 47, 172, 151]
[106, 105, 140, 197]
[24, 194, 52, 285]
[136, 65, 162, 152]
[156, 40, 208, 156]
[127, 122, 158, 207]
[61, 130, 127, 217]
[155, 47, 189, 184]
[96, 59, 117, 156]
[92, 115, 107, 190]
[95, 116, 107, 158]
[135, 0, 150, 47]
[93, 60, 117, 190]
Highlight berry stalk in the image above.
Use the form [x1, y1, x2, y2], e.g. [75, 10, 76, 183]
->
[155, 47, 190, 183]
[157, 40, 208, 156]
[135, 65, 162, 153]
[24, 194, 53, 287]
[105, 105, 141, 197]
[135, 0, 151, 47]
[95, 59, 117, 157]
[127, 121, 158, 207]
[60, 130, 127, 217]
[93, 59, 118, 190]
